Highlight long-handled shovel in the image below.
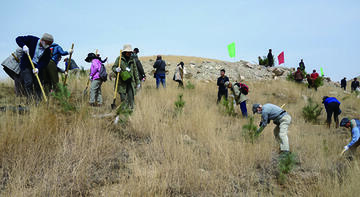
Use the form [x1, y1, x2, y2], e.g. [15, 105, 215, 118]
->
[83, 49, 98, 96]
[111, 50, 122, 109]
[26, 54, 47, 102]
[63, 43, 74, 86]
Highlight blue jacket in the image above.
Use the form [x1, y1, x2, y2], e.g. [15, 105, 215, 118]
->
[346, 119, 360, 148]
[50, 43, 68, 65]
[323, 97, 340, 111]
[16, 35, 51, 70]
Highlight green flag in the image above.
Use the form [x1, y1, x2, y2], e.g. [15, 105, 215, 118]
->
[227, 42, 236, 58]
[320, 67, 324, 76]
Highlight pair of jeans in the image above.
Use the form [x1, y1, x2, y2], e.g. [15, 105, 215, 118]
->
[156, 73, 166, 88]
[240, 101, 248, 117]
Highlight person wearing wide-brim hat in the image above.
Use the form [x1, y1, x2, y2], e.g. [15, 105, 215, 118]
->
[86, 53, 103, 106]
[340, 118, 360, 159]
[112, 44, 140, 110]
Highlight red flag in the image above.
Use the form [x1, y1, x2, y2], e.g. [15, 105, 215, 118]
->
[278, 51, 284, 65]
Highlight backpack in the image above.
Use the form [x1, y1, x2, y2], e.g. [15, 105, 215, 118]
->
[99, 64, 108, 81]
[235, 82, 249, 95]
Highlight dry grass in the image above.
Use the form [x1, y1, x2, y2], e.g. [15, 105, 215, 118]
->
[0, 74, 360, 196]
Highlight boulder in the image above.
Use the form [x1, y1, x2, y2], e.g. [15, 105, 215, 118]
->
[272, 68, 285, 76]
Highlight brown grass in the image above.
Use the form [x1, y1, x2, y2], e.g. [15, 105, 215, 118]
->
[0, 74, 360, 196]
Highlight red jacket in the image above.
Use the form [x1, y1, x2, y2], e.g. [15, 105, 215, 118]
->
[311, 72, 319, 79]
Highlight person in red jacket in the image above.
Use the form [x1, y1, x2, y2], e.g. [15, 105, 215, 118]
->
[310, 69, 319, 80]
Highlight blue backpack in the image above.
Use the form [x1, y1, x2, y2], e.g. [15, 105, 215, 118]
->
[99, 64, 108, 81]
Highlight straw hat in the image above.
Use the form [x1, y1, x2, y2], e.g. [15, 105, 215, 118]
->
[123, 44, 132, 52]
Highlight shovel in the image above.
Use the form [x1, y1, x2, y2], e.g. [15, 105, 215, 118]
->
[63, 43, 74, 86]
[111, 50, 122, 109]
[26, 54, 48, 102]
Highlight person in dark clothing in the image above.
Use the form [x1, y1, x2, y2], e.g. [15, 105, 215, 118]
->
[217, 69, 229, 104]
[132, 48, 146, 82]
[351, 78, 359, 92]
[16, 33, 54, 102]
[299, 59, 305, 71]
[267, 49, 274, 67]
[153, 55, 166, 88]
[341, 77, 347, 91]
[322, 96, 341, 128]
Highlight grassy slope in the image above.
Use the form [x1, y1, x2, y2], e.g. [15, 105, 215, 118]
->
[0, 74, 360, 196]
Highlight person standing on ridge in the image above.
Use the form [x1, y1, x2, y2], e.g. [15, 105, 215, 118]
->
[341, 77, 347, 91]
[217, 69, 229, 104]
[299, 59, 305, 71]
[267, 49, 274, 67]
[351, 78, 359, 92]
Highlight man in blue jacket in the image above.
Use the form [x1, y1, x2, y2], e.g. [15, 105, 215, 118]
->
[44, 43, 73, 92]
[16, 33, 54, 101]
[340, 118, 360, 159]
[153, 55, 166, 88]
[322, 96, 341, 128]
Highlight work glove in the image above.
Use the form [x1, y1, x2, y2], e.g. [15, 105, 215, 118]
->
[64, 71, 68, 75]
[136, 84, 141, 89]
[68, 48, 73, 54]
[23, 45, 29, 54]
[32, 68, 39, 74]
[126, 67, 131, 72]
[340, 146, 349, 156]
[89, 76, 92, 80]
[115, 67, 121, 73]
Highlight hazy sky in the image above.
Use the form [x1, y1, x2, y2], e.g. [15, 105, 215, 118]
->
[0, 0, 359, 81]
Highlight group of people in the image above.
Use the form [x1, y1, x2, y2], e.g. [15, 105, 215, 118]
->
[217, 68, 359, 158]
[292, 59, 321, 90]
[1, 33, 82, 102]
[341, 77, 360, 92]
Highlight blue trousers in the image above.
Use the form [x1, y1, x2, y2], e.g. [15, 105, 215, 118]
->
[156, 73, 166, 88]
[240, 101, 248, 117]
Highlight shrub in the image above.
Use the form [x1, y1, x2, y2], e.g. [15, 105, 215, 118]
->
[186, 81, 195, 89]
[242, 116, 259, 144]
[278, 152, 297, 184]
[314, 76, 324, 89]
[258, 55, 274, 66]
[51, 83, 76, 112]
[221, 96, 236, 117]
[174, 94, 185, 114]
[302, 98, 322, 123]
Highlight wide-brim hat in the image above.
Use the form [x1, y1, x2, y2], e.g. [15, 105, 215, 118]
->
[123, 44, 133, 52]
[85, 53, 97, 62]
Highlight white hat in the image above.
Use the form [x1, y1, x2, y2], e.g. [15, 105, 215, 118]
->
[123, 44, 132, 52]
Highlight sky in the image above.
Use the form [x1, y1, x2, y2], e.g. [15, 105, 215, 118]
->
[0, 0, 359, 81]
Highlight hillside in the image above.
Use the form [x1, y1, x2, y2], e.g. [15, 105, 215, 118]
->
[0, 56, 359, 196]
